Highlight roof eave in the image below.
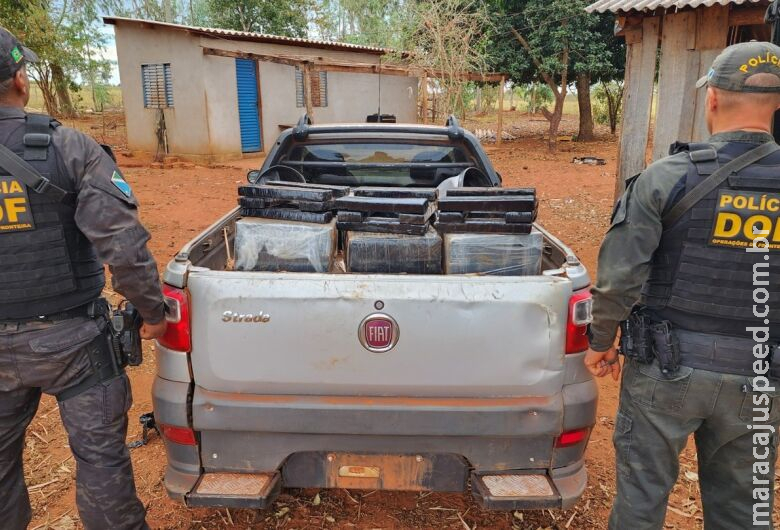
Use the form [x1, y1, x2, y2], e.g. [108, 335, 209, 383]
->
[103, 16, 389, 55]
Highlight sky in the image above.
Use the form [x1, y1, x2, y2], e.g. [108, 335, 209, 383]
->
[100, 25, 121, 85]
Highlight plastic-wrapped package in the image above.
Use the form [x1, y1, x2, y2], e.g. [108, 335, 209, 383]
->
[347, 229, 443, 274]
[234, 218, 336, 273]
[443, 229, 543, 276]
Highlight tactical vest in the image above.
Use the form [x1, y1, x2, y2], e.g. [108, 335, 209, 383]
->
[0, 114, 104, 319]
[641, 141, 780, 338]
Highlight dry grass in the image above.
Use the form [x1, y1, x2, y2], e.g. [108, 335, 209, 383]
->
[27, 83, 123, 114]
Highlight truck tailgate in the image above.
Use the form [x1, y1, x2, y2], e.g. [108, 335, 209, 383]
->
[188, 272, 571, 398]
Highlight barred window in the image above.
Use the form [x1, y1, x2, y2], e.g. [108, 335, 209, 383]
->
[141, 63, 173, 108]
[295, 68, 328, 108]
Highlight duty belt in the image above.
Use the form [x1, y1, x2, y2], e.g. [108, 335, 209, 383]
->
[0, 302, 93, 324]
[675, 328, 780, 377]
[620, 308, 780, 378]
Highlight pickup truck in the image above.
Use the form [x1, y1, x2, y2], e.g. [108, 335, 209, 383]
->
[152, 116, 597, 512]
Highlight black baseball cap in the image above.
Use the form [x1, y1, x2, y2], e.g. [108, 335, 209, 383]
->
[0, 26, 38, 82]
[696, 41, 780, 93]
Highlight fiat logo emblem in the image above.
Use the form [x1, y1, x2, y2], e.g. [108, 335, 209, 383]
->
[358, 313, 400, 353]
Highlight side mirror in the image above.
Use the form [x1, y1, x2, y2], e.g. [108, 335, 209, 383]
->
[247, 170, 262, 184]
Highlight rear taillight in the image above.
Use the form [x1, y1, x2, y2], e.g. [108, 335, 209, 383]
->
[566, 289, 592, 354]
[160, 424, 197, 446]
[555, 427, 590, 448]
[158, 284, 191, 352]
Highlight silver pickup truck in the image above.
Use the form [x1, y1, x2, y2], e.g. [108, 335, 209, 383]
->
[152, 117, 597, 512]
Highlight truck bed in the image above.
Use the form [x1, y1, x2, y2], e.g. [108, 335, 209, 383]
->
[168, 207, 587, 284]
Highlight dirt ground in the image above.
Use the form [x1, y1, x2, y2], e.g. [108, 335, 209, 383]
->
[21, 111, 778, 529]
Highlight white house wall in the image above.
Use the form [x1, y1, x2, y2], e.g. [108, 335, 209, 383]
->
[256, 65, 418, 151]
[319, 71, 418, 125]
[114, 24, 216, 157]
[202, 53, 241, 156]
[112, 22, 418, 159]
[200, 36, 419, 152]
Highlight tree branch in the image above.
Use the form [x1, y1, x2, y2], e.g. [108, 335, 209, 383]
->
[510, 26, 559, 96]
[560, 45, 569, 97]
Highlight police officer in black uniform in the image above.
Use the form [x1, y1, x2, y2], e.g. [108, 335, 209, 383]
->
[586, 41, 780, 529]
[0, 28, 166, 529]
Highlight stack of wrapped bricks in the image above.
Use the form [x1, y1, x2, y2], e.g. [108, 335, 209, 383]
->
[234, 182, 542, 276]
[336, 188, 442, 274]
[234, 182, 347, 272]
[435, 188, 542, 276]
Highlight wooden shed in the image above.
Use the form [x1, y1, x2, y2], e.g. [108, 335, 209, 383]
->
[585, 0, 771, 191]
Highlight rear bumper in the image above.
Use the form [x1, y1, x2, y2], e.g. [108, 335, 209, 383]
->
[153, 375, 597, 510]
[191, 386, 570, 471]
[473, 460, 587, 510]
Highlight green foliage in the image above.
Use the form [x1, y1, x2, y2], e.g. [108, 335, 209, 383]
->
[312, 0, 404, 48]
[593, 80, 623, 133]
[400, 0, 494, 118]
[98, 0, 193, 24]
[463, 83, 503, 113]
[103, 0, 307, 33]
[90, 83, 113, 111]
[203, 0, 311, 35]
[486, 0, 623, 85]
[480, 85, 499, 112]
[518, 82, 552, 113]
[0, 0, 112, 115]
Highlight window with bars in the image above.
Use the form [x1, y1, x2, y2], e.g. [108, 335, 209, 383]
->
[141, 63, 173, 108]
[295, 68, 328, 108]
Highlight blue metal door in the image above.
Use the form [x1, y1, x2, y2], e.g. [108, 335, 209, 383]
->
[235, 59, 262, 152]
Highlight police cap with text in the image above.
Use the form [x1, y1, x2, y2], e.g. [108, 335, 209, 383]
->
[696, 41, 780, 93]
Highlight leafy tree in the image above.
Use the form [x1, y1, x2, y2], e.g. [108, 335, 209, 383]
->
[400, 0, 493, 119]
[204, 0, 311, 36]
[488, 0, 621, 149]
[104, 0, 309, 35]
[100, 0, 191, 23]
[312, 0, 404, 48]
[467, 83, 500, 113]
[574, 12, 624, 141]
[593, 80, 624, 134]
[1, 0, 112, 116]
[519, 82, 553, 114]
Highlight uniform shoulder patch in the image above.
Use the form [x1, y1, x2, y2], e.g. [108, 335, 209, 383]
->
[111, 170, 132, 198]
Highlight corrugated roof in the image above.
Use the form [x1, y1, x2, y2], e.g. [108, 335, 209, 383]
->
[103, 17, 389, 55]
[585, 0, 763, 13]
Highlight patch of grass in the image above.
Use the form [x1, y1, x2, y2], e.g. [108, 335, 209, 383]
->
[27, 83, 123, 113]
[490, 93, 579, 114]
[490, 93, 583, 115]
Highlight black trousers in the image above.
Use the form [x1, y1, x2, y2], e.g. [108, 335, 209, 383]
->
[0, 317, 148, 530]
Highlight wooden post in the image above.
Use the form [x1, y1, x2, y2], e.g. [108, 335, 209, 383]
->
[652, 11, 700, 162]
[303, 62, 314, 118]
[497, 76, 505, 146]
[615, 16, 660, 199]
[692, 5, 729, 141]
[421, 74, 428, 124]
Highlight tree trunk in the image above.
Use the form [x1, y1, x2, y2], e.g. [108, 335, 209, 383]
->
[576, 73, 594, 142]
[605, 82, 624, 135]
[606, 90, 618, 134]
[475, 86, 482, 113]
[40, 83, 58, 116]
[549, 94, 565, 150]
[31, 65, 58, 115]
[51, 64, 75, 118]
[542, 91, 566, 151]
